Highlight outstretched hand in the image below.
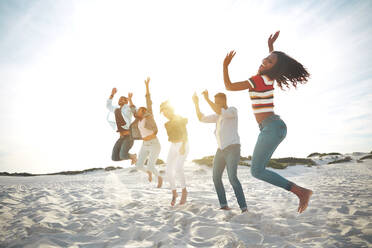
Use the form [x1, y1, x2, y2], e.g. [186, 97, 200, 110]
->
[111, 88, 117, 95]
[128, 92, 133, 100]
[192, 92, 199, 104]
[268, 31, 280, 52]
[201, 90, 209, 100]
[223, 50, 236, 67]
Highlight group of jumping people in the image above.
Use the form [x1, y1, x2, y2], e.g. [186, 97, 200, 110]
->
[106, 31, 313, 213]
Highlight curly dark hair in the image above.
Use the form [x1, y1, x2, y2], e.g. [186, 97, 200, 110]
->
[262, 51, 310, 90]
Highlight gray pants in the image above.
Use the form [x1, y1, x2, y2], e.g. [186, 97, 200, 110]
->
[111, 135, 134, 161]
[135, 137, 161, 177]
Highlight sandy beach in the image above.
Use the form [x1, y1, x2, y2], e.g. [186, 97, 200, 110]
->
[0, 153, 371, 248]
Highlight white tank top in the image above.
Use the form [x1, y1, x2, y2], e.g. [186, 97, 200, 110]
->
[138, 118, 154, 138]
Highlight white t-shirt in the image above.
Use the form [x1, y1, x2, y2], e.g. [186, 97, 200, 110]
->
[216, 115, 222, 148]
[201, 107, 240, 150]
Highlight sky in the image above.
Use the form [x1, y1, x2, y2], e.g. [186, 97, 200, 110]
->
[0, 0, 371, 174]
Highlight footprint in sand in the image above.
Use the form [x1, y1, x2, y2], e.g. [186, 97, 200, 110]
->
[353, 210, 370, 217]
[230, 211, 262, 224]
[219, 211, 237, 222]
[341, 226, 362, 236]
[336, 205, 349, 214]
[191, 225, 226, 240]
[214, 234, 245, 248]
[124, 201, 142, 209]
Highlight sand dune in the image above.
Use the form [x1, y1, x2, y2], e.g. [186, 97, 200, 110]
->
[0, 154, 371, 247]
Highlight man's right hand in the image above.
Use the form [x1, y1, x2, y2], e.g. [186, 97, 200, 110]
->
[111, 88, 117, 95]
[202, 90, 209, 100]
[109, 88, 117, 99]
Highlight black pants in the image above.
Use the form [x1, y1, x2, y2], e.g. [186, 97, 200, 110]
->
[111, 135, 134, 161]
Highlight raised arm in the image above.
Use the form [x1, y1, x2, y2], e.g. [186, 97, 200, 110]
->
[128, 92, 134, 107]
[109, 88, 117, 100]
[268, 30, 280, 53]
[192, 93, 203, 121]
[201, 90, 222, 115]
[127, 92, 137, 115]
[192, 93, 218, 123]
[106, 88, 117, 112]
[223, 51, 252, 91]
[144, 77, 153, 114]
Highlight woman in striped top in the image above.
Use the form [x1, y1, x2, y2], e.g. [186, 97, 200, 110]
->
[223, 31, 313, 214]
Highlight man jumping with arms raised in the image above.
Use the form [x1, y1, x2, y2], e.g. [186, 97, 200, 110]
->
[106, 88, 137, 165]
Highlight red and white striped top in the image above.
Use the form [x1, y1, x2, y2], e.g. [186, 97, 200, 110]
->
[248, 75, 274, 114]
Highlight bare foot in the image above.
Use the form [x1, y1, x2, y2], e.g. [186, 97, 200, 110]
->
[171, 191, 178, 206]
[179, 188, 187, 205]
[220, 206, 231, 211]
[147, 171, 152, 182]
[130, 154, 137, 165]
[157, 176, 163, 188]
[299, 189, 313, 213]
[291, 184, 313, 213]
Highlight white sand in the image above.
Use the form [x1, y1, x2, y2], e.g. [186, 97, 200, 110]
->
[0, 154, 371, 248]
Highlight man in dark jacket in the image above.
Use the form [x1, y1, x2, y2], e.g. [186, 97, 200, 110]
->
[106, 88, 137, 165]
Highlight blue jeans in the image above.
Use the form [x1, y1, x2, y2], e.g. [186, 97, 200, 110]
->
[213, 144, 247, 210]
[251, 115, 292, 191]
[111, 135, 134, 161]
